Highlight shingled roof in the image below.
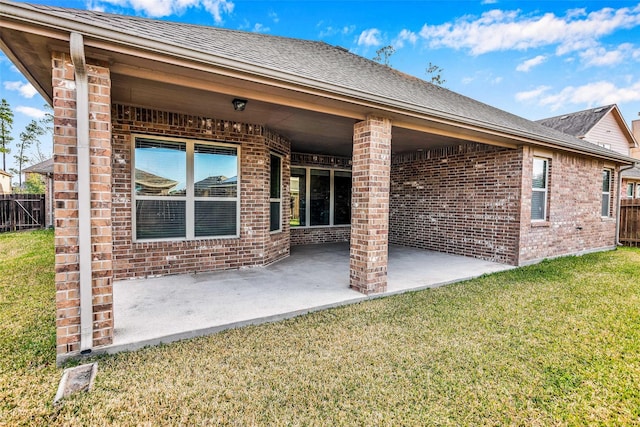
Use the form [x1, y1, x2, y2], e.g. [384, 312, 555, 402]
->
[536, 105, 615, 138]
[1, 2, 637, 164]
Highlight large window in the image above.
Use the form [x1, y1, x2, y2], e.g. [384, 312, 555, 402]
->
[602, 169, 612, 217]
[290, 167, 351, 227]
[133, 136, 239, 240]
[627, 183, 635, 198]
[531, 157, 548, 221]
[270, 154, 282, 232]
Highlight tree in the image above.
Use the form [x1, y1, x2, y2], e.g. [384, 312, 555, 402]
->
[31, 104, 54, 164]
[373, 45, 395, 67]
[0, 98, 13, 171]
[23, 172, 46, 194]
[426, 62, 446, 86]
[10, 120, 45, 188]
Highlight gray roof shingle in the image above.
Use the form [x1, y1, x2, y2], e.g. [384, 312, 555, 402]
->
[4, 2, 637, 163]
[535, 105, 615, 138]
[622, 166, 640, 179]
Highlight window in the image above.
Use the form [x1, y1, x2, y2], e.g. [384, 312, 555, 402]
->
[270, 154, 282, 232]
[133, 136, 239, 240]
[637, 183, 640, 199]
[627, 183, 635, 198]
[310, 169, 330, 226]
[531, 157, 548, 221]
[290, 167, 351, 227]
[290, 168, 306, 226]
[602, 169, 612, 217]
[333, 171, 352, 225]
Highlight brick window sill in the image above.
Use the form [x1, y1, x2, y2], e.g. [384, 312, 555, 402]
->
[530, 221, 550, 228]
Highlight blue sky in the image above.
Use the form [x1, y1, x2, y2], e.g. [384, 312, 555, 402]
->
[2, 0, 640, 175]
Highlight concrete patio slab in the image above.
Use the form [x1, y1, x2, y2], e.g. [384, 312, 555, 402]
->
[107, 244, 512, 354]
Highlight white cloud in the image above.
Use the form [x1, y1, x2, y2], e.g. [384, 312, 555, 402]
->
[516, 55, 547, 72]
[394, 29, 418, 48]
[268, 11, 279, 23]
[4, 81, 37, 99]
[461, 76, 475, 84]
[578, 43, 640, 66]
[252, 23, 269, 33]
[318, 23, 355, 38]
[357, 28, 382, 47]
[96, 0, 234, 23]
[482, 0, 498, 4]
[542, 81, 640, 110]
[15, 106, 47, 119]
[517, 80, 640, 111]
[515, 85, 551, 102]
[419, 4, 640, 55]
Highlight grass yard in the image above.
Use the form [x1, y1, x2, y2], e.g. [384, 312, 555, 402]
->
[1, 230, 640, 425]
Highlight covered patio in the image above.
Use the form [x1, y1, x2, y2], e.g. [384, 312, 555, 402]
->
[106, 244, 512, 355]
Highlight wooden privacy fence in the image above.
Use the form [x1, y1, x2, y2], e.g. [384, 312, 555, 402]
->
[0, 194, 46, 233]
[619, 199, 640, 247]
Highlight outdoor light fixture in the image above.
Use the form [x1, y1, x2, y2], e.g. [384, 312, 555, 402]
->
[232, 98, 247, 111]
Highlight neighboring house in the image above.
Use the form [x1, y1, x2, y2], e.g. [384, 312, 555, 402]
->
[537, 105, 640, 199]
[1, 2, 636, 360]
[624, 120, 640, 199]
[22, 158, 54, 227]
[536, 104, 637, 155]
[0, 170, 11, 194]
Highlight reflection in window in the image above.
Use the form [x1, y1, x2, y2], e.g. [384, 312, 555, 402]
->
[531, 157, 548, 221]
[133, 136, 239, 240]
[270, 154, 282, 232]
[602, 169, 612, 217]
[290, 168, 306, 227]
[194, 144, 238, 198]
[135, 139, 186, 196]
[310, 169, 330, 226]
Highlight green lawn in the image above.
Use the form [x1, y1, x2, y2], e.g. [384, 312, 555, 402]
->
[1, 230, 640, 425]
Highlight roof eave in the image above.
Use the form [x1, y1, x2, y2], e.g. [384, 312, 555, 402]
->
[1, 1, 635, 165]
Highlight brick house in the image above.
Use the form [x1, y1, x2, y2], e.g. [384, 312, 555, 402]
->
[537, 105, 640, 199]
[1, 2, 637, 359]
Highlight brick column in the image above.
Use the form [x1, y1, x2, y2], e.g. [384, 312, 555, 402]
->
[349, 115, 392, 294]
[52, 51, 113, 357]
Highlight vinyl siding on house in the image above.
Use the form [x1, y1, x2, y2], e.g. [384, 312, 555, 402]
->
[584, 112, 632, 156]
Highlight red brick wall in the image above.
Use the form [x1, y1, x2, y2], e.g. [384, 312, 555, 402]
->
[290, 226, 351, 245]
[53, 52, 113, 355]
[518, 147, 617, 264]
[111, 105, 290, 279]
[350, 116, 392, 294]
[389, 144, 522, 265]
[265, 130, 291, 264]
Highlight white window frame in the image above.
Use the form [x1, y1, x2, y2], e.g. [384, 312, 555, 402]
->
[269, 153, 282, 234]
[602, 169, 612, 218]
[627, 183, 635, 198]
[636, 183, 640, 199]
[531, 157, 549, 222]
[290, 166, 351, 228]
[132, 134, 241, 242]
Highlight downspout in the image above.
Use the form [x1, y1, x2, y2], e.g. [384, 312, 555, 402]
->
[48, 172, 53, 228]
[69, 32, 93, 354]
[616, 163, 636, 246]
